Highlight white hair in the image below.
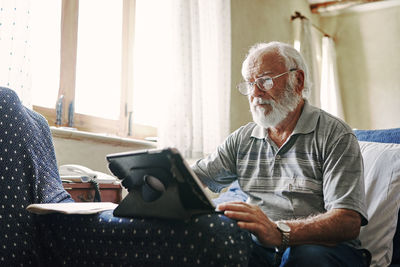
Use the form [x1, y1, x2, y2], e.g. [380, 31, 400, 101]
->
[241, 41, 311, 99]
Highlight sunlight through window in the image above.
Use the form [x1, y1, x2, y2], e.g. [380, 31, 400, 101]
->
[75, 0, 123, 120]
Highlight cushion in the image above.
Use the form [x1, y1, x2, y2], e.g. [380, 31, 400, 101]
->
[358, 141, 400, 267]
[36, 210, 253, 266]
[354, 128, 400, 144]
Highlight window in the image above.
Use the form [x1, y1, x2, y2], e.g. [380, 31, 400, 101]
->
[30, 0, 156, 140]
[131, 0, 172, 128]
[75, 0, 122, 121]
[30, 0, 61, 109]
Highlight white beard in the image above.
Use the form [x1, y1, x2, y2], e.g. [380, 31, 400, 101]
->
[249, 87, 302, 129]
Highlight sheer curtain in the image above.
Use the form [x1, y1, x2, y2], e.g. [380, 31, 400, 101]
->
[294, 18, 343, 119]
[0, 0, 31, 106]
[294, 19, 321, 107]
[157, 0, 231, 159]
[320, 36, 344, 120]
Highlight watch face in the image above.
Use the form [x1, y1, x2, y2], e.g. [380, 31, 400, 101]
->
[278, 222, 291, 232]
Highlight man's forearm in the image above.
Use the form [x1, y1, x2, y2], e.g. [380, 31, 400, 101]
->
[283, 208, 361, 246]
[217, 202, 362, 248]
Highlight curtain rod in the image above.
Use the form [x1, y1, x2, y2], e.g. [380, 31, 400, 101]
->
[291, 11, 332, 38]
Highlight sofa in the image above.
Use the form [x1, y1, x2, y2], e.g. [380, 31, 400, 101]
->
[215, 128, 400, 267]
[0, 86, 399, 266]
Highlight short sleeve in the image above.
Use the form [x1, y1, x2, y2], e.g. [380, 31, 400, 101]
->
[322, 133, 368, 225]
[192, 129, 242, 192]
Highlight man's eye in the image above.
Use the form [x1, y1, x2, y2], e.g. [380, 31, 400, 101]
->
[261, 78, 271, 84]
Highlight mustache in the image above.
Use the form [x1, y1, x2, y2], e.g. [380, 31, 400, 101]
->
[251, 97, 274, 105]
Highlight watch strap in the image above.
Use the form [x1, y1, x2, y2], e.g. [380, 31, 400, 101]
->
[278, 231, 290, 252]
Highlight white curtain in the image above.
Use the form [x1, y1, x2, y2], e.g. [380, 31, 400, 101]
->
[157, 0, 231, 159]
[0, 0, 31, 106]
[320, 36, 344, 120]
[294, 18, 344, 119]
[294, 19, 321, 107]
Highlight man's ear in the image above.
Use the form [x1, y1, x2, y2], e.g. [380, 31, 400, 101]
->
[295, 70, 305, 94]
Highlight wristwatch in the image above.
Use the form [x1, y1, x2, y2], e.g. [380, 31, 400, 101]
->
[276, 221, 291, 253]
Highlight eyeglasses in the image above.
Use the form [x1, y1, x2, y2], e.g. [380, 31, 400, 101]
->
[237, 68, 298, 96]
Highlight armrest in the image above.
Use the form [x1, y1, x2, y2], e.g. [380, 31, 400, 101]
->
[36, 211, 253, 266]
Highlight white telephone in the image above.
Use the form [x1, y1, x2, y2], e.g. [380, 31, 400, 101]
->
[59, 164, 118, 184]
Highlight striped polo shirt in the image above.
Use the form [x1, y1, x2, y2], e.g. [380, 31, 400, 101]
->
[193, 100, 368, 230]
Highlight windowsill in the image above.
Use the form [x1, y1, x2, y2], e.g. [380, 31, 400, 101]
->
[50, 126, 157, 148]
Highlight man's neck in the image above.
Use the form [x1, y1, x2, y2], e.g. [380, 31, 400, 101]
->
[267, 99, 305, 148]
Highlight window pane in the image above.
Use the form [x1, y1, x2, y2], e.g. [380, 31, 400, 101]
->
[132, 0, 172, 127]
[30, 0, 61, 108]
[75, 0, 122, 120]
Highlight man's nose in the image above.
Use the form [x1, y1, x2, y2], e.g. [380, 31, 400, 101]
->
[251, 83, 266, 98]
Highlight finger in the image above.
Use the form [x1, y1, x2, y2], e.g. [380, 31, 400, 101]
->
[217, 201, 252, 211]
[236, 221, 264, 234]
[222, 210, 257, 222]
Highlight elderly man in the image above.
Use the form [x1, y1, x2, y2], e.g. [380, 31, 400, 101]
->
[192, 42, 370, 266]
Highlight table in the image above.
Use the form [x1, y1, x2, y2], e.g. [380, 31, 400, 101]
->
[63, 182, 122, 203]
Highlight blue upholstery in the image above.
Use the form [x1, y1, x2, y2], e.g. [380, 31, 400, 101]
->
[36, 211, 252, 266]
[0, 87, 253, 266]
[0, 87, 72, 265]
[354, 128, 400, 266]
[354, 128, 400, 145]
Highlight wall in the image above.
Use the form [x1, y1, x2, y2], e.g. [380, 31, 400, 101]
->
[52, 128, 156, 174]
[230, 0, 314, 132]
[320, 2, 400, 129]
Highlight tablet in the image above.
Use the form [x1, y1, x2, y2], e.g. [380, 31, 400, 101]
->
[106, 148, 216, 219]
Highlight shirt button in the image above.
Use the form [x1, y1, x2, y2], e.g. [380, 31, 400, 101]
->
[276, 155, 281, 160]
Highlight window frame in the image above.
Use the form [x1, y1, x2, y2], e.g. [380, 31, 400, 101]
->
[32, 0, 156, 140]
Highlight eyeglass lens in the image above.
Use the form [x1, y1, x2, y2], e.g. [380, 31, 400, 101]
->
[239, 77, 272, 95]
[256, 77, 273, 91]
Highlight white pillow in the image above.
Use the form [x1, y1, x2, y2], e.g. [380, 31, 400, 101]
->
[358, 141, 400, 267]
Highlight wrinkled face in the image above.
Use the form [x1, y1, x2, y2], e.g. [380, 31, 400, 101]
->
[244, 50, 301, 128]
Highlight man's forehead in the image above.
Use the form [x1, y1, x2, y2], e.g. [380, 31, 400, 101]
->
[244, 50, 285, 79]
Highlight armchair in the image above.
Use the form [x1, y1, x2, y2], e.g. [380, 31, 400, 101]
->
[0, 87, 253, 266]
[0, 87, 72, 265]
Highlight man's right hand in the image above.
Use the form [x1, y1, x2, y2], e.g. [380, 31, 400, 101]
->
[216, 201, 282, 247]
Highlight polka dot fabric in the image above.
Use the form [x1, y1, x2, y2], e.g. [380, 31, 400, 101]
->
[37, 211, 253, 266]
[0, 87, 72, 265]
[0, 87, 253, 266]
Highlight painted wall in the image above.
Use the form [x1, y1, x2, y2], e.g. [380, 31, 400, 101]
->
[320, 3, 400, 129]
[52, 130, 156, 174]
[230, 0, 313, 132]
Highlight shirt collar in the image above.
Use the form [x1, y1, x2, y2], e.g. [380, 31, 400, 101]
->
[250, 100, 320, 140]
[292, 99, 320, 135]
[251, 123, 267, 139]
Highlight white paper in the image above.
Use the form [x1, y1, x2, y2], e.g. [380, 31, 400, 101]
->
[26, 202, 118, 215]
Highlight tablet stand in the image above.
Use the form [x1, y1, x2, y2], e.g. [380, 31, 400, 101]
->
[107, 149, 215, 220]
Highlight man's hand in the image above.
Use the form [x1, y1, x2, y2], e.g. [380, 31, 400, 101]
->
[217, 201, 282, 247]
[218, 202, 362, 247]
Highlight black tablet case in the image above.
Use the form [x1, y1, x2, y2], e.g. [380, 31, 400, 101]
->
[106, 148, 216, 219]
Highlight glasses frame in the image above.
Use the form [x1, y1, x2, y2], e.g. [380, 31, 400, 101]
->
[237, 68, 298, 96]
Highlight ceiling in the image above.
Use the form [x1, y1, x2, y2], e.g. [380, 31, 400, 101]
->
[308, 0, 385, 13]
